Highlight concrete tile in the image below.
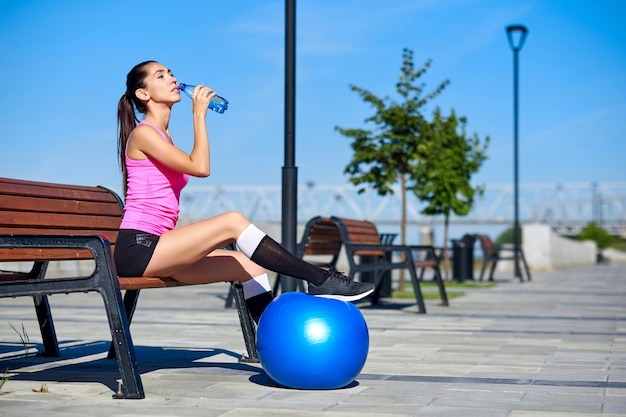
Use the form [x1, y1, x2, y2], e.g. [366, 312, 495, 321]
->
[1, 263, 626, 416]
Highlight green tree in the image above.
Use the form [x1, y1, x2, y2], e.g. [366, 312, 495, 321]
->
[335, 48, 449, 291]
[495, 227, 521, 246]
[577, 222, 613, 250]
[412, 108, 489, 280]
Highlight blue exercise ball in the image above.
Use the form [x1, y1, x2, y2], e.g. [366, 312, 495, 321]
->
[256, 292, 369, 389]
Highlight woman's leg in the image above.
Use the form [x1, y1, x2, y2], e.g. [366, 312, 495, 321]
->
[144, 211, 374, 302]
[153, 248, 273, 323]
[144, 211, 323, 283]
[235, 223, 375, 301]
[143, 212, 250, 278]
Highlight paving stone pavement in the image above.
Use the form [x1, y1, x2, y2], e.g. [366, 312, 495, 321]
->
[0, 263, 625, 416]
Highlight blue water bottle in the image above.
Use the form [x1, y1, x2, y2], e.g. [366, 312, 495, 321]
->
[178, 83, 229, 114]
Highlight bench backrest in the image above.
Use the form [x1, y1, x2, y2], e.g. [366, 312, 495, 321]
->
[0, 177, 123, 262]
[298, 216, 342, 257]
[477, 234, 497, 256]
[330, 217, 384, 257]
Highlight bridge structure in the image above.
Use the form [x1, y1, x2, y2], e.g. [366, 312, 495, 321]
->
[180, 182, 626, 241]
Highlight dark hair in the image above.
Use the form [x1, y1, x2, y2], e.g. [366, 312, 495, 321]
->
[116, 60, 157, 196]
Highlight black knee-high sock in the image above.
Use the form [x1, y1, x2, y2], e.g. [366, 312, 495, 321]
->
[250, 236, 326, 286]
[245, 291, 274, 323]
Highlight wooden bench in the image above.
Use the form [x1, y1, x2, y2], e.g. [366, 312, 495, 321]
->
[0, 177, 257, 399]
[477, 234, 532, 282]
[277, 216, 448, 313]
[270, 216, 340, 294]
[331, 216, 448, 311]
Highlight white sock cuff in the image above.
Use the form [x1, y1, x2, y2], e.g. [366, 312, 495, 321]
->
[243, 274, 272, 299]
[236, 224, 267, 257]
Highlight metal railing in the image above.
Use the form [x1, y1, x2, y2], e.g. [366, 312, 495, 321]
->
[180, 182, 626, 236]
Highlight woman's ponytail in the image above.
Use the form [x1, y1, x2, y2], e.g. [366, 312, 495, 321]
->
[116, 60, 156, 197]
[117, 93, 137, 197]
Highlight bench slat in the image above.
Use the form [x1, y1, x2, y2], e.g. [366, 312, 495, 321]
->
[0, 247, 118, 262]
[118, 277, 189, 290]
[304, 242, 341, 254]
[302, 221, 342, 256]
[0, 180, 118, 203]
[0, 177, 114, 190]
[0, 227, 119, 238]
[0, 274, 184, 290]
[0, 210, 122, 230]
[0, 194, 122, 216]
[339, 218, 383, 255]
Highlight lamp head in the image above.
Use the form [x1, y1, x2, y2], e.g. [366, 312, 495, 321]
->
[506, 24, 528, 51]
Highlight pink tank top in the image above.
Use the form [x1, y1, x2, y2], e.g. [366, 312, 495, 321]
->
[120, 120, 190, 235]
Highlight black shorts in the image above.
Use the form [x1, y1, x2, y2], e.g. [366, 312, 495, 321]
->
[114, 229, 160, 277]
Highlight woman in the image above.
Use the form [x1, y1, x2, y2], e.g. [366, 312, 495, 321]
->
[115, 61, 374, 323]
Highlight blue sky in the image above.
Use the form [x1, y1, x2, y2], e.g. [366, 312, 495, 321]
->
[1, 0, 625, 197]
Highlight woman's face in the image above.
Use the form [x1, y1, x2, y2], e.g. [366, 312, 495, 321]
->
[139, 62, 181, 104]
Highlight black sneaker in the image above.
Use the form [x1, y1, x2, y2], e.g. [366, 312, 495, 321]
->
[307, 267, 375, 302]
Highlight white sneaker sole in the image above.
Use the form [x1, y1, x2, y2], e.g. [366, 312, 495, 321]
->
[309, 287, 374, 302]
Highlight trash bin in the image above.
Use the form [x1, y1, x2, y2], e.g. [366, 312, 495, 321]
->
[360, 233, 397, 298]
[451, 234, 476, 281]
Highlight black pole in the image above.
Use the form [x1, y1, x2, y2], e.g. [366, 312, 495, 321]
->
[512, 47, 521, 281]
[506, 24, 527, 282]
[281, 0, 298, 292]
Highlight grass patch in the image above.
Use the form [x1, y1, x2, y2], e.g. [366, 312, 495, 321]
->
[0, 368, 9, 392]
[392, 280, 497, 300]
[9, 322, 30, 357]
[393, 290, 465, 300]
[422, 281, 498, 289]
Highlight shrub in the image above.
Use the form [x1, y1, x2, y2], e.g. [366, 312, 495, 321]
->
[495, 227, 521, 246]
[577, 222, 613, 250]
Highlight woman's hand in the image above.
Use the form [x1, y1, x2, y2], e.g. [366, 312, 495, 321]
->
[191, 84, 217, 118]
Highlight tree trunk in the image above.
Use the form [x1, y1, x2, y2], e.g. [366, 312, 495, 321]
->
[443, 215, 450, 281]
[398, 174, 407, 292]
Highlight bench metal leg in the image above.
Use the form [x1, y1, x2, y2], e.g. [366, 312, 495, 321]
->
[418, 267, 426, 281]
[98, 279, 144, 399]
[432, 265, 449, 307]
[370, 269, 387, 305]
[110, 283, 259, 364]
[107, 289, 141, 360]
[225, 284, 235, 308]
[231, 281, 259, 363]
[33, 294, 60, 357]
[407, 265, 427, 314]
[488, 260, 498, 281]
[28, 261, 60, 356]
[479, 261, 488, 281]
[88, 240, 144, 399]
[520, 251, 532, 281]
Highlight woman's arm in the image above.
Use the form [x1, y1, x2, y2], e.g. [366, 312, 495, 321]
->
[129, 85, 215, 177]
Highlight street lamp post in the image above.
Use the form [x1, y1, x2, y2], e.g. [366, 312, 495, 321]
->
[281, 0, 298, 292]
[506, 24, 528, 282]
